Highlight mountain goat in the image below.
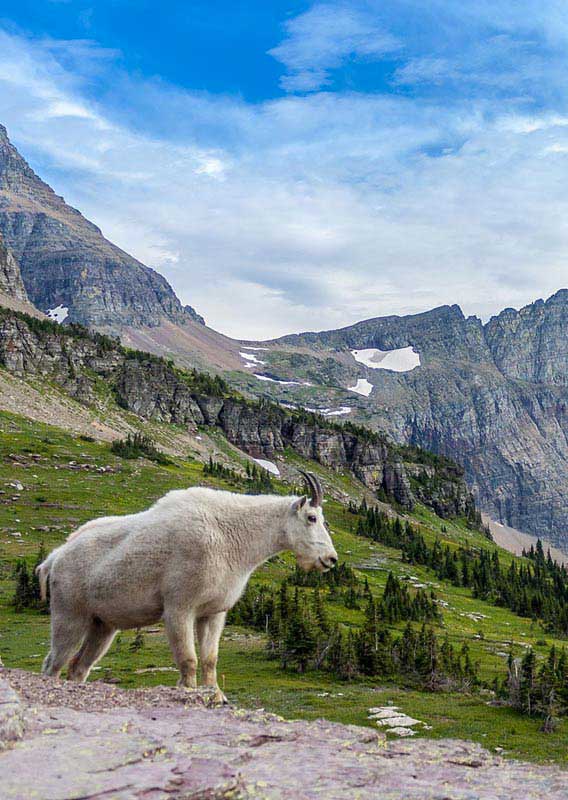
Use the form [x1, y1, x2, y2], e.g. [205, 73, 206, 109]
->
[37, 470, 337, 701]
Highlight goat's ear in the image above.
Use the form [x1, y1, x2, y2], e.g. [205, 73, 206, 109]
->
[291, 496, 307, 513]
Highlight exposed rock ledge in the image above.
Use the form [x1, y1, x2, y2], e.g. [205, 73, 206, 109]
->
[2, 670, 568, 799]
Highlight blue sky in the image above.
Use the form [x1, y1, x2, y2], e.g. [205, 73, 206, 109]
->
[1, 1, 567, 337]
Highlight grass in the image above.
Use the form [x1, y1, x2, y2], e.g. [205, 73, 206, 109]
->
[0, 409, 567, 765]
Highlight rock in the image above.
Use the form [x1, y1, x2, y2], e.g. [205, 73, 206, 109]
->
[2, 669, 568, 799]
[368, 707, 400, 719]
[0, 233, 27, 303]
[375, 715, 421, 728]
[0, 677, 24, 748]
[387, 726, 416, 737]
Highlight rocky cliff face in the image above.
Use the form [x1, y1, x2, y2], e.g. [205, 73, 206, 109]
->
[0, 232, 28, 303]
[0, 308, 475, 519]
[0, 125, 203, 330]
[485, 290, 568, 385]
[268, 293, 568, 547]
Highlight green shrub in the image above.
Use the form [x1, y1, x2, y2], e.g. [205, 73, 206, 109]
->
[110, 432, 172, 465]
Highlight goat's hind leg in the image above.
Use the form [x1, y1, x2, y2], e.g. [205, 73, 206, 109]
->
[42, 613, 89, 678]
[197, 611, 228, 704]
[67, 618, 116, 682]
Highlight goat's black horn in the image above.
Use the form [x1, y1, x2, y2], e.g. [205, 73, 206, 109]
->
[299, 470, 323, 507]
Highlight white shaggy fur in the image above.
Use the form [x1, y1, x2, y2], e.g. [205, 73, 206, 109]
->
[37, 482, 337, 699]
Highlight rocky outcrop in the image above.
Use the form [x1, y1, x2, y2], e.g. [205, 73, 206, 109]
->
[0, 308, 474, 518]
[0, 232, 27, 303]
[0, 674, 24, 749]
[485, 290, 568, 385]
[270, 295, 568, 548]
[0, 124, 203, 331]
[2, 670, 568, 800]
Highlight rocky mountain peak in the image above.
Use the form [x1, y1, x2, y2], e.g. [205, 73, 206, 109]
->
[0, 123, 204, 331]
[0, 126, 37, 191]
[484, 289, 568, 385]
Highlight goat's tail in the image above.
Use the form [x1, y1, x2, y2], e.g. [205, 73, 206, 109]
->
[35, 555, 54, 602]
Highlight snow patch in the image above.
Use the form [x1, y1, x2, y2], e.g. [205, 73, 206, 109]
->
[253, 374, 312, 386]
[348, 378, 373, 397]
[254, 458, 280, 476]
[253, 374, 299, 385]
[241, 346, 270, 351]
[325, 407, 352, 417]
[304, 406, 352, 417]
[351, 346, 420, 373]
[46, 305, 69, 324]
[240, 351, 266, 367]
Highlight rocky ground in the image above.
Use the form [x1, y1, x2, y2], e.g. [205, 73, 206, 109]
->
[2, 669, 568, 799]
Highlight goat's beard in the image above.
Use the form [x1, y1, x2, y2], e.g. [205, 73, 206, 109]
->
[296, 555, 327, 573]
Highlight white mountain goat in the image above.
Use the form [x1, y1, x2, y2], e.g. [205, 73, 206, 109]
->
[36, 470, 337, 701]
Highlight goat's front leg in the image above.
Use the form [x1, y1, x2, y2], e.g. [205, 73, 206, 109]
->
[197, 611, 228, 704]
[163, 606, 197, 689]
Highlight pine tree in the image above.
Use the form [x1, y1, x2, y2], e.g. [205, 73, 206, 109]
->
[13, 560, 32, 611]
[282, 599, 317, 673]
[340, 630, 359, 680]
[520, 649, 537, 715]
[312, 587, 329, 633]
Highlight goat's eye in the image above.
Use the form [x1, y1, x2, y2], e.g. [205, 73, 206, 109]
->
[307, 514, 317, 523]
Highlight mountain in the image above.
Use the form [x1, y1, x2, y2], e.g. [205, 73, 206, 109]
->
[241, 296, 568, 549]
[0, 125, 222, 339]
[2, 122, 567, 548]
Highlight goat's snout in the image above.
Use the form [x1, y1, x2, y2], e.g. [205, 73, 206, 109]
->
[319, 553, 338, 571]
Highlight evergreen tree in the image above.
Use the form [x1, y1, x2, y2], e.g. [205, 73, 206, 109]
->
[13, 560, 32, 612]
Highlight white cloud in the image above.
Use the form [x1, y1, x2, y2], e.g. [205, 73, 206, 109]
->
[268, 3, 400, 92]
[1, 22, 568, 339]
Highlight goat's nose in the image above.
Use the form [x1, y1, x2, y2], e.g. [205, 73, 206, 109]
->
[328, 554, 338, 567]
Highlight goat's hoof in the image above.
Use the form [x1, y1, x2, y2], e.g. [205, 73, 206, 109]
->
[211, 688, 230, 706]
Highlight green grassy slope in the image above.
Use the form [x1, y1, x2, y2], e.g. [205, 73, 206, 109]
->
[0, 410, 566, 764]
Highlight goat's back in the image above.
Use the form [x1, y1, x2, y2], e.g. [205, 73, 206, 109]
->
[47, 488, 222, 609]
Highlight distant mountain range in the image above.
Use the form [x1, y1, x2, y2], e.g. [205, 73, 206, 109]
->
[259, 298, 568, 547]
[1, 123, 568, 548]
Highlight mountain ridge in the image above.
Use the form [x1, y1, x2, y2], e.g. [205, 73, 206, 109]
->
[254, 290, 568, 547]
[0, 304, 478, 521]
[0, 124, 203, 331]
